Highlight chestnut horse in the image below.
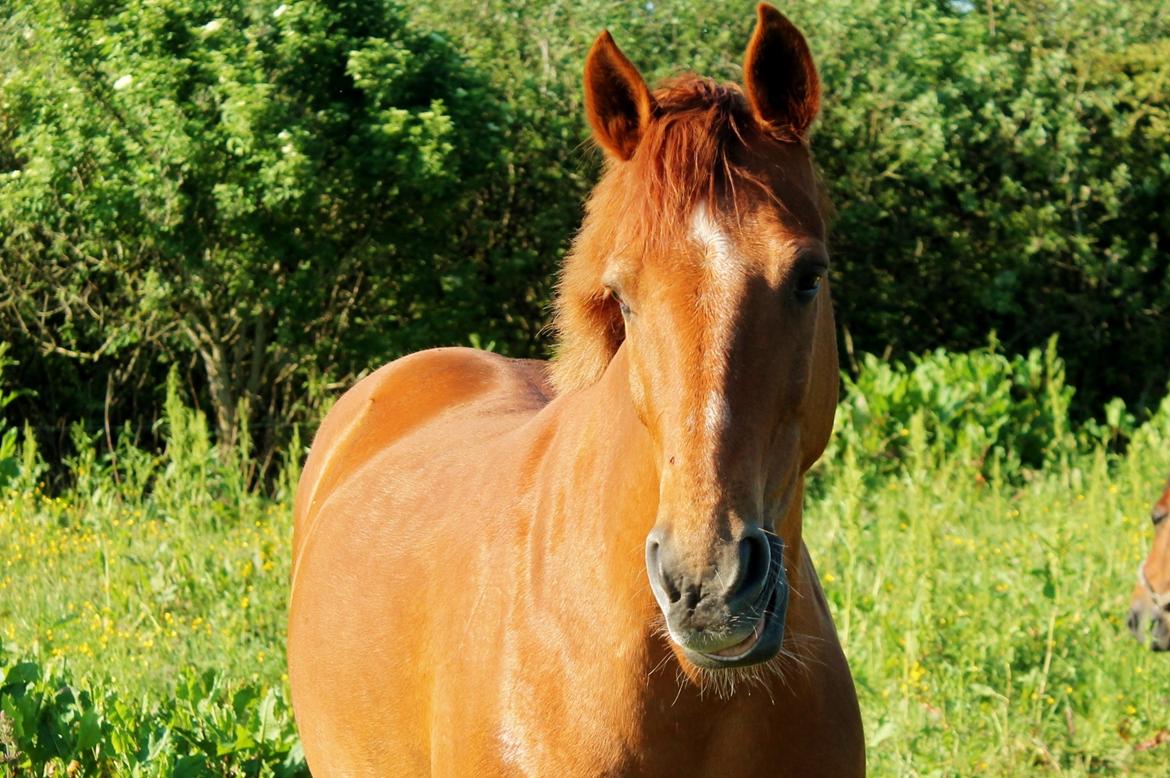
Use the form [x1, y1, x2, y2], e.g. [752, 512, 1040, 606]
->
[288, 5, 863, 774]
[1128, 474, 1170, 651]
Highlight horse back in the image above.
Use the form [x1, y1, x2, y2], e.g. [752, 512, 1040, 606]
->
[292, 347, 551, 571]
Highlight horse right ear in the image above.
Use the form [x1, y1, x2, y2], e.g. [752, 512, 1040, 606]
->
[584, 31, 656, 161]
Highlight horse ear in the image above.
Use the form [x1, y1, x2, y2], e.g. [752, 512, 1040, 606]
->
[584, 31, 656, 161]
[743, 4, 820, 138]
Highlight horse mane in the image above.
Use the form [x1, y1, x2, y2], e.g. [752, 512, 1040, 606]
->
[549, 75, 797, 394]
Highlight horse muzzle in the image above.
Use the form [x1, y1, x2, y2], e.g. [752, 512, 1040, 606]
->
[1129, 605, 1170, 652]
[645, 526, 788, 668]
[1128, 573, 1170, 652]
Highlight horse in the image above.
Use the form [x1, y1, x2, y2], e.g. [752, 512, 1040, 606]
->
[1128, 474, 1170, 651]
[287, 5, 864, 774]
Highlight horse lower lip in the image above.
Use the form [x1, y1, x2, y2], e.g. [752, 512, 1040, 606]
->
[698, 580, 781, 660]
[706, 621, 763, 658]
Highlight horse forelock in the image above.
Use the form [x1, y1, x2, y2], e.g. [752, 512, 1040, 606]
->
[550, 75, 815, 394]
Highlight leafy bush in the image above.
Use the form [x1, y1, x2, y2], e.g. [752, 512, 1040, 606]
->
[811, 0, 1170, 413]
[0, 344, 21, 491]
[830, 337, 1077, 478]
[0, 654, 305, 776]
[0, 359, 301, 775]
[0, 0, 517, 470]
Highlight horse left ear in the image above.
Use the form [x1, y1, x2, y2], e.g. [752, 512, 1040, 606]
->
[743, 4, 820, 139]
[584, 31, 657, 161]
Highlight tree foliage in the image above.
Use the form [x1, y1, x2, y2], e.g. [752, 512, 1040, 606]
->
[2, 0, 1169, 473]
[808, 0, 1170, 410]
[0, 0, 522, 463]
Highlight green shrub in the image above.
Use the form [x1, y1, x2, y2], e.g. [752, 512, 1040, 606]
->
[0, 366, 300, 775]
[0, 652, 305, 776]
[0, 0, 516, 470]
[829, 337, 1077, 479]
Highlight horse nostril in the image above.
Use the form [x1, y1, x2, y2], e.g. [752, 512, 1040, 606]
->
[646, 536, 681, 604]
[728, 530, 772, 607]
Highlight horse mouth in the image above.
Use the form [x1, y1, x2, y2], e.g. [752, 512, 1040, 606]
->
[683, 583, 788, 670]
[706, 618, 765, 659]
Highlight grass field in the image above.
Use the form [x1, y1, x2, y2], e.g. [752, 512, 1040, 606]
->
[807, 439, 1170, 773]
[2, 361, 1169, 775]
[0, 377, 305, 776]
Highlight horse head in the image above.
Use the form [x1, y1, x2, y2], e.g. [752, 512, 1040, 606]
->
[554, 4, 837, 670]
[1130, 475, 1170, 651]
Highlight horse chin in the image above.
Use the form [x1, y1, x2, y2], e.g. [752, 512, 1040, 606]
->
[678, 582, 789, 671]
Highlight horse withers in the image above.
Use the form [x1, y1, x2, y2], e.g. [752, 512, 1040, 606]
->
[288, 5, 864, 774]
[1129, 475, 1170, 651]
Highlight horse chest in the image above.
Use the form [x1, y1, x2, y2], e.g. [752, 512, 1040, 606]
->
[448, 612, 861, 777]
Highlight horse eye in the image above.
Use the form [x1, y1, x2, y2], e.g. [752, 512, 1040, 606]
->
[609, 288, 631, 317]
[1153, 507, 1167, 526]
[795, 270, 823, 302]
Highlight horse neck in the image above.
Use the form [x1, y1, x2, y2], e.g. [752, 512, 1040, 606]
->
[520, 345, 657, 628]
[544, 343, 658, 555]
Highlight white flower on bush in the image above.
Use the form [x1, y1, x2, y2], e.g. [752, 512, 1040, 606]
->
[273, 4, 288, 18]
[201, 19, 222, 33]
[113, 75, 133, 90]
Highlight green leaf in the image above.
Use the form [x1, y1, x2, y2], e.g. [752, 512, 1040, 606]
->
[74, 708, 101, 752]
[2, 662, 40, 688]
[174, 754, 211, 778]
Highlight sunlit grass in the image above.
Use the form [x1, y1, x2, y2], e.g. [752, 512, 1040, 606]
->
[807, 426, 1170, 774]
[0, 491, 289, 697]
[0, 372, 305, 775]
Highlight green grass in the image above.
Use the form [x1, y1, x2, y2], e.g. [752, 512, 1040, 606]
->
[0, 374, 305, 776]
[2, 364, 1169, 775]
[806, 431, 1170, 774]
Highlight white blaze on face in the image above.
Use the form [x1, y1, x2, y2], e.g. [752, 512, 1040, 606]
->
[688, 202, 741, 443]
[690, 201, 737, 285]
